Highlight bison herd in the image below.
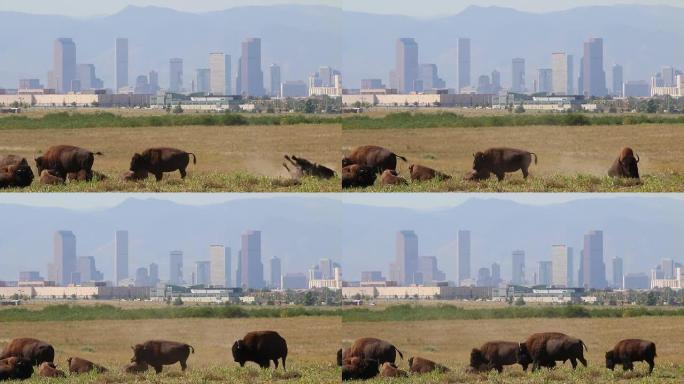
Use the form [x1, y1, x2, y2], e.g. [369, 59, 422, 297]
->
[0, 331, 289, 381]
[342, 145, 643, 188]
[339, 334, 658, 381]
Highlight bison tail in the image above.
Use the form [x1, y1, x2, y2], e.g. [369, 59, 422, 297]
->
[581, 340, 588, 352]
[530, 152, 538, 165]
[188, 153, 197, 164]
[396, 154, 408, 162]
[189, 345, 195, 354]
[396, 347, 404, 360]
[95, 151, 104, 156]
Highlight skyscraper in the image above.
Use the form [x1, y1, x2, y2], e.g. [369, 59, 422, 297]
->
[395, 38, 419, 93]
[270, 256, 281, 289]
[612, 64, 624, 97]
[582, 230, 607, 289]
[210, 244, 231, 287]
[418, 64, 445, 90]
[612, 256, 624, 289]
[209, 53, 231, 95]
[77, 256, 102, 282]
[457, 38, 471, 92]
[581, 38, 607, 97]
[77, 64, 100, 90]
[169, 250, 184, 285]
[551, 245, 574, 287]
[54, 38, 77, 93]
[149, 263, 159, 286]
[148, 70, 159, 93]
[537, 68, 553, 93]
[169, 58, 183, 92]
[236, 38, 264, 97]
[538, 261, 553, 286]
[270, 64, 281, 97]
[491, 262, 501, 285]
[319, 258, 334, 280]
[195, 68, 210, 93]
[115, 230, 128, 286]
[194, 261, 211, 286]
[115, 38, 129, 92]
[491, 70, 501, 92]
[54, 231, 77, 285]
[511, 250, 525, 285]
[511, 58, 525, 93]
[240, 230, 264, 289]
[457, 230, 471, 285]
[662, 66, 675, 87]
[551, 52, 574, 95]
[662, 258, 675, 279]
[396, 230, 418, 285]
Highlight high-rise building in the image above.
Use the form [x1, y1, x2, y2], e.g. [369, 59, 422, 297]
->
[240, 230, 264, 289]
[169, 250, 184, 285]
[134, 267, 149, 287]
[236, 38, 264, 97]
[361, 271, 385, 282]
[551, 53, 574, 95]
[538, 261, 553, 286]
[210, 245, 231, 287]
[418, 256, 446, 283]
[148, 263, 159, 286]
[537, 68, 553, 94]
[476, 267, 492, 287]
[612, 64, 624, 97]
[77, 64, 95, 90]
[491, 70, 501, 92]
[270, 256, 281, 289]
[580, 38, 607, 97]
[511, 250, 525, 285]
[582, 230, 607, 289]
[395, 38, 419, 93]
[194, 261, 211, 286]
[662, 66, 675, 87]
[53, 231, 77, 285]
[457, 38, 471, 93]
[54, 38, 77, 93]
[511, 58, 525, 93]
[169, 58, 183, 92]
[195, 68, 210, 93]
[318, 66, 333, 87]
[281, 273, 307, 290]
[623, 273, 650, 290]
[115, 38, 129, 92]
[18, 79, 42, 89]
[114, 230, 128, 286]
[396, 230, 419, 285]
[269, 64, 281, 97]
[319, 259, 334, 280]
[662, 258, 675, 279]
[418, 64, 446, 90]
[491, 262, 501, 285]
[457, 230, 471, 285]
[19, 271, 42, 282]
[612, 256, 624, 289]
[551, 245, 574, 287]
[209, 53, 231, 95]
[148, 70, 159, 93]
[77, 256, 102, 282]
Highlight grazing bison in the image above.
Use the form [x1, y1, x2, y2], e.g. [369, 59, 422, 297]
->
[342, 357, 379, 381]
[520, 332, 587, 371]
[39, 170, 65, 185]
[232, 331, 288, 371]
[348, 338, 403, 365]
[337, 348, 350, 366]
[470, 341, 530, 373]
[343, 145, 407, 173]
[0, 155, 34, 188]
[35, 145, 99, 180]
[0, 357, 34, 380]
[380, 362, 407, 377]
[38, 362, 65, 378]
[608, 147, 640, 179]
[123, 361, 149, 374]
[606, 339, 656, 373]
[131, 340, 193, 374]
[342, 165, 376, 188]
[409, 164, 451, 182]
[408, 356, 450, 374]
[471, 148, 537, 181]
[67, 357, 108, 374]
[0, 338, 54, 366]
[129, 148, 196, 181]
[380, 169, 407, 186]
[283, 155, 335, 179]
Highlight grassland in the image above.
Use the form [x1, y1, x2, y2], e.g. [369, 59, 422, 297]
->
[0, 317, 340, 383]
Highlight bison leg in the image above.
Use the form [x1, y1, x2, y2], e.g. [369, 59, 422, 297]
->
[180, 359, 188, 371]
[532, 360, 540, 372]
[495, 172, 505, 181]
[259, 359, 270, 369]
[521, 167, 529, 179]
[282, 357, 286, 371]
[495, 364, 503, 373]
[570, 358, 577, 369]
[647, 359, 654, 373]
[273, 359, 278, 369]
[578, 355, 587, 368]
[153, 172, 163, 181]
[153, 365, 163, 374]
[179, 168, 187, 179]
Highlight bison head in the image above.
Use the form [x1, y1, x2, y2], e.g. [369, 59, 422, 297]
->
[517, 343, 532, 371]
[131, 344, 146, 363]
[34, 156, 46, 175]
[231, 340, 247, 366]
[469, 348, 487, 368]
[14, 166, 35, 187]
[619, 153, 640, 178]
[605, 351, 616, 370]
[472, 152, 490, 172]
[129, 153, 147, 172]
[342, 157, 354, 167]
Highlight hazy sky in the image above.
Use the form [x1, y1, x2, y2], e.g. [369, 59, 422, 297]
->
[1, 0, 681, 17]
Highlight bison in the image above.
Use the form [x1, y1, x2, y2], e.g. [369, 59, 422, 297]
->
[343, 145, 407, 174]
[0, 357, 34, 380]
[123, 361, 149, 374]
[232, 331, 288, 371]
[469, 341, 530, 373]
[0, 338, 54, 366]
[608, 147, 640, 179]
[67, 357, 108, 374]
[131, 340, 193, 374]
[337, 348, 350, 366]
[283, 155, 335, 180]
[35, 145, 100, 180]
[520, 332, 587, 372]
[129, 147, 196, 181]
[39, 170, 65, 185]
[342, 357, 379, 381]
[471, 147, 537, 181]
[409, 164, 451, 182]
[380, 169, 407, 186]
[122, 169, 149, 181]
[38, 362, 66, 378]
[380, 362, 407, 377]
[0, 155, 34, 188]
[605, 339, 656, 373]
[408, 356, 450, 374]
[342, 165, 376, 188]
[348, 338, 403, 365]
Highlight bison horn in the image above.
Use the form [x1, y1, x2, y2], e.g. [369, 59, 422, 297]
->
[472, 153, 475, 158]
[635, 154, 640, 163]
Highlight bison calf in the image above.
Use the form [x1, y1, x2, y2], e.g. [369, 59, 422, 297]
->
[342, 165, 376, 188]
[608, 147, 640, 179]
[409, 164, 451, 182]
[380, 362, 408, 377]
[606, 339, 656, 373]
[472, 147, 537, 181]
[131, 340, 194, 374]
[0, 338, 55, 366]
[130, 147, 196, 181]
[408, 356, 450, 374]
[232, 331, 288, 371]
[38, 362, 66, 378]
[380, 169, 407, 186]
[39, 170, 65, 185]
[0, 155, 34, 188]
[348, 337, 403, 365]
[124, 361, 149, 374]
[283, 155, 335, 180]
[342, 357, 379, 381]
[67, 357, 108, 374]
[470, 341, 530, 372]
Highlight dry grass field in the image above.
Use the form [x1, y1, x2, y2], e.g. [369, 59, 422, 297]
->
[342, 317, 684, 383]
[0, 317, 340, 383]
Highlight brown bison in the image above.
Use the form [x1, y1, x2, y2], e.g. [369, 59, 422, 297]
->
[123, 361, 149, 374]
[608, 147, 640, 179]
[342, 165, 376, 188]
[342, 357, 379, 381]
[409, 164, 451, 182]
[380, 362, 408, 377]
[38, 362, 66, 378]
[380, 169, 407, 185]
[343, 145, 407, 174]
[232, 331, 288, 371]
[67, 357, 108, 374]
[283, 155, 335, 180]
[39, 170, 65, 185]
[471, 148, 537, 181]
[469, 341, 531, 372]
[605, 339, 656, 373]
[520, 332, 587, 371]
[131, 340, 193, 374]
[0, 338, 54, 366]
[35, 145, 100, 180]
[0, 357, 34, 380]
[337, 347, 350, 366]
[130, 147, 196, 181]
[0, 155, 34, 188]
[408, 356, 450, 374]
[348, 338, 403, 365]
